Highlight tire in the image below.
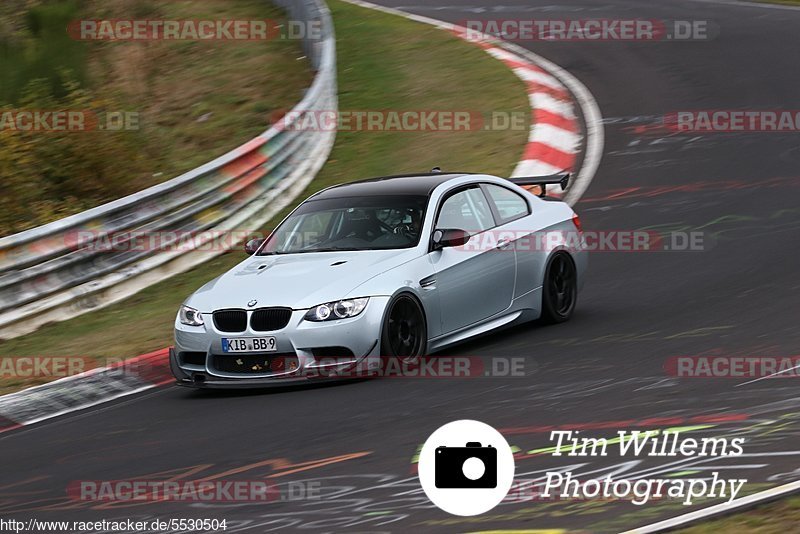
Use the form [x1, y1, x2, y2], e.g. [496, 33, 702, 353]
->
[381, 294, 427, 362]
[540, 252, 578, 324]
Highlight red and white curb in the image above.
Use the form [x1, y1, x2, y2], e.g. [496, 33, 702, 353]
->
[1, 3, 790, 532]
[0, 349, 170, 433]
[0, 0, 604, 436]
[342, 0, 604, 205]
[481, 45, 582, 192]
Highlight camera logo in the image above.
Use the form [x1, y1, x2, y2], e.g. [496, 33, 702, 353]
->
[435, 442, 497, 488]
[418, 420, 515, 516]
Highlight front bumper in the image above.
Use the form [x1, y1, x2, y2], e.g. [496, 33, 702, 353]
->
[171, 297, 388, 388]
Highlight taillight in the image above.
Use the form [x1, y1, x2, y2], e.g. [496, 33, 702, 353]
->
[572, 213, 583, 234]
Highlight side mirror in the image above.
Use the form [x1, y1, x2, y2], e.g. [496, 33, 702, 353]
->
[244, 238, 265, 255]
[431, 228, 470, 250]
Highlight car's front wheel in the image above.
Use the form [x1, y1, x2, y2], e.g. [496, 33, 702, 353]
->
[541, 252, 578, 323]
[381, 294, 427, 362]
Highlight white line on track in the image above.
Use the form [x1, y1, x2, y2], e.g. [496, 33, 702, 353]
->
[735, 362, 800, 387]
[0, 386, 172, 441]
[20, 384, 160, 427]
[620, 480, 800, 533]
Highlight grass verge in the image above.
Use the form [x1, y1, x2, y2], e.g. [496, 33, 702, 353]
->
[0, 0, 530, 394]
[0, 0, 312, 234]
[678, 495, 800, 533]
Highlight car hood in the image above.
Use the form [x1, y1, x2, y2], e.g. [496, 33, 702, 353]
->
[186, 249, 417, 312]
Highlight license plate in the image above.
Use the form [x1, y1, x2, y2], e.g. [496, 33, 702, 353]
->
[222, 337, 277, 353]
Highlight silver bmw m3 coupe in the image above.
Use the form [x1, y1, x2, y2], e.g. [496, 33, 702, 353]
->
[170, 171, 587, 387]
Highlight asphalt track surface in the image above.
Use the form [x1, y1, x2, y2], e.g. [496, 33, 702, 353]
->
[3, 0, 800, 532]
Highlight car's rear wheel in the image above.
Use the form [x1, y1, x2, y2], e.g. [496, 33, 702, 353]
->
[381, 294, 427, 362]
[541, 252, 577, 324]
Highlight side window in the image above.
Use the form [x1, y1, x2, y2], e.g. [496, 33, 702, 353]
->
[484, 184, 530, 224]
[436, 187, 494, 233]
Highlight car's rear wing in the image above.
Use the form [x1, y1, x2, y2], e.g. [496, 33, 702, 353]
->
[507, 172, 570, 198]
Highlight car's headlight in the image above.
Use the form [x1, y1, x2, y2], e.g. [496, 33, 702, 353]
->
[304, 298, 369, 322]
[179, 305, 204, 326]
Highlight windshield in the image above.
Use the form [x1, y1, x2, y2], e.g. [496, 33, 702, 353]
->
[259, 195, 428, 254]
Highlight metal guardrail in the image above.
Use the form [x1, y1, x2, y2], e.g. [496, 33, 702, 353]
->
[0, 0, 337, 340]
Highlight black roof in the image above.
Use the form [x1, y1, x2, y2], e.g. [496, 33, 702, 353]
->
[310, 173, 471, 200]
